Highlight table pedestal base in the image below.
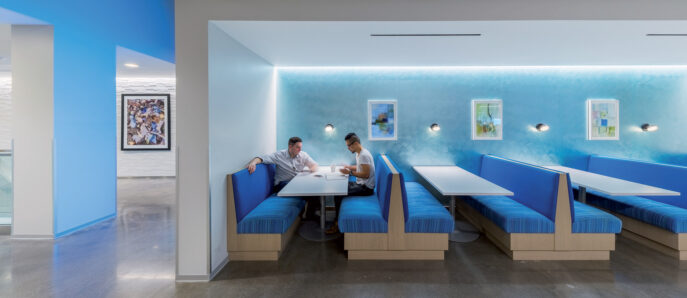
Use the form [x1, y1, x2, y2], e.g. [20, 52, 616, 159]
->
[450, 229, 480, 243]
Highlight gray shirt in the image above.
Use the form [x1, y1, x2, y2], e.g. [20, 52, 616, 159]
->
[259, 150, 317, 185]
[355, 149, 375, 189]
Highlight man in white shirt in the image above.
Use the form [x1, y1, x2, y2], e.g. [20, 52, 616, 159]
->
[327, 133, 375, 234]
[247, 136, 319, 193]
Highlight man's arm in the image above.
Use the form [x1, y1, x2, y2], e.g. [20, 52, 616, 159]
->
[247, 157, 263, 174]
[351, 164, 370, 178]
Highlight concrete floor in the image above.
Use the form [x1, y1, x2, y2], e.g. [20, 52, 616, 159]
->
[1, 178, 687, 297]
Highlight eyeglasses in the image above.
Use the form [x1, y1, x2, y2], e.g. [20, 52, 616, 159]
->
[346, 142, 354, 147]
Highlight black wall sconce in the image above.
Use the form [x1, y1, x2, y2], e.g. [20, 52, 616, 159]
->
[324, 123, 334, 132]
[430, 123, 440, 132]
[535, 123, 550, 132]
[641, 123, 658, 132]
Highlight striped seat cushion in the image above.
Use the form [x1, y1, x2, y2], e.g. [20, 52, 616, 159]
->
[464, 195, 555, 233]
[404, 182, 454, 233]
[338, 194, 388, 233]
[571, 201, 622, 233]
[237, 196, 305, 234]
[585, 190, 687, 233]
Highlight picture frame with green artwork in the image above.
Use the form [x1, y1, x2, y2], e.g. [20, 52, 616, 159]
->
[587, 99, 619, 140]
[471, 99, 503, 140]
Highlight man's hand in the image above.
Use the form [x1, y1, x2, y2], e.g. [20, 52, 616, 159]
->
[339, 168, 351, 175]
[246, 157, 262, 174]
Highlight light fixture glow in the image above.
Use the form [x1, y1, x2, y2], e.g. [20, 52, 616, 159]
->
[641, 123, 658, 132]
[430, 123, 440, 132]
[324, 123, 334, 132]
[535, 123, 550, 132]
[124, 63, 139, 68]
[275, 65, 687, 72]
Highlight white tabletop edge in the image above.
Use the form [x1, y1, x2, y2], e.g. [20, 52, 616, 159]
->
[545, 165, 681, 196]
[412, 165, 514, 197]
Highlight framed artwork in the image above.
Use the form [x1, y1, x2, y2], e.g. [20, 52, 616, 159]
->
[368, 99, 397, 141]
[587, 99, 619, 140]
[121, 94, 171, 150]
[471, 99, 503, 140]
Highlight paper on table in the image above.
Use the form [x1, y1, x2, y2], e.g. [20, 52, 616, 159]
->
[326, 173, 348, 180]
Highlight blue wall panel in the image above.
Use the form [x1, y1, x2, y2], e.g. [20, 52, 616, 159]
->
[0, 1, 174, 236]
[278, 68, 687, 182]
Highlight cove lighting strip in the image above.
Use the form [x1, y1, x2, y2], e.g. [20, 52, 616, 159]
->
[275, 65, 687, 71]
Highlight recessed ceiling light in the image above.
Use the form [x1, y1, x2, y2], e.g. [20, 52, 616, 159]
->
[124, 63, 139, 68]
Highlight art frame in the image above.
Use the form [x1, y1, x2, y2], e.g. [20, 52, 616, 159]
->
[587, 99, 619, 141]
[471, 99, 503, 140]
[121, 94, 171, 151]
[368, 99, 397, 141]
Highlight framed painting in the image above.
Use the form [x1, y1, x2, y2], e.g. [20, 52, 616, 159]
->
[587, 99, 619, 140]
[368, 99, 397, 141]
[121, 94, 171, 150]
[471, 99, 503, 140]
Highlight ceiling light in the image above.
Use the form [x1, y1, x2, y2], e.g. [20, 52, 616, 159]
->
[124, 63, 139, 68]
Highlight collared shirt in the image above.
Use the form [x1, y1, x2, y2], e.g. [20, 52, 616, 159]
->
[355, 148, 375, 189]
[259, 150, 317, 185]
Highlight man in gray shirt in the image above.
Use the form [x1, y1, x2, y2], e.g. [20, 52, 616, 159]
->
[247, 136, 319, 193]
[327, 133, 375, 234]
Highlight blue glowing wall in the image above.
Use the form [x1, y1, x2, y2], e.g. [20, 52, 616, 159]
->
[0, 1, 175, 236]
[277, 68, 687, 181]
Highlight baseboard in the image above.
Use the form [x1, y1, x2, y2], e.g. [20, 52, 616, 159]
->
[54, 213, 116, 238]
[175, 274, 210, 282]
[11, 234, 54, 239]
[209, 255, 229, 281]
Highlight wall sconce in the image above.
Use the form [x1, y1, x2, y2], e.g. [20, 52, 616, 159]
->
[641, 123, 658, 132]
[324, 123, 334, 132]
[430, 123, 440, 132]
[535, 123, 550, 132]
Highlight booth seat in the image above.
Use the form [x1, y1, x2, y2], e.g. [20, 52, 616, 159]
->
[582, 155, 687, 259]
[226, 164, 304, 261]
[455, 155, 620, 260]
[340, 155, 452, 260]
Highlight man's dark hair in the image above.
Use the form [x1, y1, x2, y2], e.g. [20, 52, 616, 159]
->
[288, 136, 302, 146]
[345, 133, 360, 144]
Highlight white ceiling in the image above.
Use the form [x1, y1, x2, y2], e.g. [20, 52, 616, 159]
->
[116, 46, 175, 78]
[214, 21, 687, 67]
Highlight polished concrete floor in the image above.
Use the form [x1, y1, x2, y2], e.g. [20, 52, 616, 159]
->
[1, 178, 687, 297]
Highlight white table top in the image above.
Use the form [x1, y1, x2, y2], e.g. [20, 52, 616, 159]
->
[544, 165, 681, 197]
[278, 167, 349, 197]
[413, 166, 514, 196]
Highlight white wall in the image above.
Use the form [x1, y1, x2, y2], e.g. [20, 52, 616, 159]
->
[116, 78, 176, 177]
[0, 73, 10, 150]
[11, 25, 53, 237]
[176, 0, 687, 280]
[208, 23, 276, 273]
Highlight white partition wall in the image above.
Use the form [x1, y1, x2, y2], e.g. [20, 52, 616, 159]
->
[208, 22, 276, 274]
[11, 25, 54, 237]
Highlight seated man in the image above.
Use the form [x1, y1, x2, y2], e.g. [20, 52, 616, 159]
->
[327, 133, 375, 234]
[247, 136, 319, 193]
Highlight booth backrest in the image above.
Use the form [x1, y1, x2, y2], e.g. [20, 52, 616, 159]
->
[376, 155, 398, 221]
[588, 155, 687, 209]
[479, 155, 562, 222]
[231, 164, 276, 222]
[383, 156, 410, 223]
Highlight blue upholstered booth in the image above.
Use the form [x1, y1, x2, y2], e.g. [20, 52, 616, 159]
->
[339, 155, 392, 233]
[584, 155, 687, 233]
[339, 156, 454, 233]
[231, 164, 305, 234]
[466, 155, 620, 234]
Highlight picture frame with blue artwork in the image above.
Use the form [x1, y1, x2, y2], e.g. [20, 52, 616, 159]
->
[587, 99, 619, 140]
[121, 94, 171, 150]
[368, 99, 397, 141]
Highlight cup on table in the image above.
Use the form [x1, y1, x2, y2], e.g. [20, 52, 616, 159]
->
[330, 164, 336, 173]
